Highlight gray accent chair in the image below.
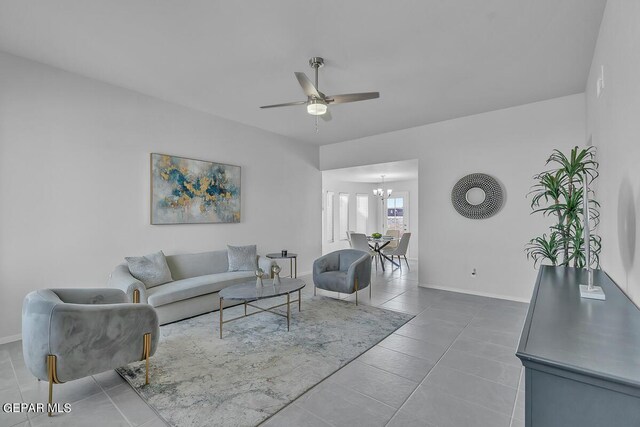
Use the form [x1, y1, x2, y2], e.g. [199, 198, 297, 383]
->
[313, 249, 372, 305]
[22, 288, 159, 416]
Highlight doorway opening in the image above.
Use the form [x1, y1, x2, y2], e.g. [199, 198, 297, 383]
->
[321, 159, 418, 262]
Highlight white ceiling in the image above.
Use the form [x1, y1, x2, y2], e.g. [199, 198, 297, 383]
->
[324, 160, 419, 184]
[0, 1, 606, 145]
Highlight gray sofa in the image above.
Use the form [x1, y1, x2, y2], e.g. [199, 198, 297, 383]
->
[108, 249, 275, 324]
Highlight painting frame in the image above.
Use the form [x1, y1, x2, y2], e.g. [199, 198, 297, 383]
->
[150, 153, 241, 225]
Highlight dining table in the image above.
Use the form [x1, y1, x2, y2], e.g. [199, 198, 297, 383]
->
[367, 236, 400, 271]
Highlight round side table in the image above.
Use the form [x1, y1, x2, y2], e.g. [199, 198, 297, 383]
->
[266, 253, 298, 278]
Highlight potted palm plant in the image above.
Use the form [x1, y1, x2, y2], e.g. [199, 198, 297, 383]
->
[525, 146, 602, 268]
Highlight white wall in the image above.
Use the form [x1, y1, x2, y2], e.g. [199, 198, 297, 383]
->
[0, 52, 321, 341]
[586, 0, 640, 306]
[321, 94, 586, 301]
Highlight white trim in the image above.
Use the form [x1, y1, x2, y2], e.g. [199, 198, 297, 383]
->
[0, 333, 21, 345]
[418, 283, 531, 303]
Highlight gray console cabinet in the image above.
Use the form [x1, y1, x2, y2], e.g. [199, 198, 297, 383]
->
[517, 266, 640, 427]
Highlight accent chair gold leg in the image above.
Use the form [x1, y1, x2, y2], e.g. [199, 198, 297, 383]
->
[142, 333, 151, 385]
[133, 289, 140, 303]
[355, 277, 359, 306]
[314, 284, 316, 296]
[47, 355, 61, 417]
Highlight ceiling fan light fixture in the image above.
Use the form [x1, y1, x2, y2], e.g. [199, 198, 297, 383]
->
[307, 99, 327, 116]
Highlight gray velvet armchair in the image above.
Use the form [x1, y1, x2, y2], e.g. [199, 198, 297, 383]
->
[313, 249, 372, 305]
[22, 288, 159, 416]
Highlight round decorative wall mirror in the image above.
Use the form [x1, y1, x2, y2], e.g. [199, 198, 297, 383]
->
[465, 187, 487, 205]
[451, 173, 503, 219]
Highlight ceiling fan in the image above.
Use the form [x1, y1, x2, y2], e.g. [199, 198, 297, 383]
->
[260, 57, 380, 121]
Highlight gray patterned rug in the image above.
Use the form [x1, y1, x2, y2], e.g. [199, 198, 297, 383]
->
[117, 294, 412, 427]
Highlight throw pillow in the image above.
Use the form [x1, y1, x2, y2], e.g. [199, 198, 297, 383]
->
[227, 245, 257, 271]
[125, 251, 173, 288]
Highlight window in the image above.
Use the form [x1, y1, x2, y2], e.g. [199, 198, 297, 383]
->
[326, 191, 334, 242]
[356, 194, 369, 234]
[386, 197, 404, 231]
[339, 193, 350, 241]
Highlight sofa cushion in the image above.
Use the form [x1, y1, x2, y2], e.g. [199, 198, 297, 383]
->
[146, 271, 254, 307]
[227, 245, 258, 271]
[125, 251, 173, 288]
[165, 250, 229, 280]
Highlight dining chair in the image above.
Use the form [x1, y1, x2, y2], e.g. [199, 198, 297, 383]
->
[382, 232, 411, 269]
[346, 230, 355, 247]
[385, 229, 400, 250]
[350, 232, 378, 271]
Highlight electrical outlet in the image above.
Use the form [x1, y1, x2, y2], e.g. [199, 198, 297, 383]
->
[471, 268, 477, 278]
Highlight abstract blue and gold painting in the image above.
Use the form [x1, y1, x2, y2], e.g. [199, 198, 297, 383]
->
[150, 153, 241, 224]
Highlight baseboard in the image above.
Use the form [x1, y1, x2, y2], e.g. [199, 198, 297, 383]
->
[0, 333, 21, 345]
[418, 283, 531, 303]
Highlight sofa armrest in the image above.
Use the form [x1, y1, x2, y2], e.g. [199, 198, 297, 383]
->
[107, 264, 147, 303]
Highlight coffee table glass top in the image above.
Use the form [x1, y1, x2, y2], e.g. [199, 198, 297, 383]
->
[219, 277, 305, 301]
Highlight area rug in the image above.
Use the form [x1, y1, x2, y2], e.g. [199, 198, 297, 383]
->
[117, 294, 413, 427]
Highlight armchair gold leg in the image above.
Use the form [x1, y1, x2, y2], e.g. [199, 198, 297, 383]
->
[142, 333, 151, 385]
[47, 355, 62, 417]
[355, 277, 359, 306]
[133, 289, 140, 303]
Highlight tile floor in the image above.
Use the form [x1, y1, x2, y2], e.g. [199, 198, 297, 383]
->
[0, 259, 528, 427]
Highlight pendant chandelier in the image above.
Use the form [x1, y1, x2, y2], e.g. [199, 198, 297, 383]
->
[373, 175, 392, 200]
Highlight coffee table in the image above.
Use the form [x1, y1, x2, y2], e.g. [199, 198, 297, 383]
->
[218, 277, 305, 338]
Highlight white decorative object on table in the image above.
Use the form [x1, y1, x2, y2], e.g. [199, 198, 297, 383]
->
[272, 265, 281, 286]
[579, 176, 606, 300]
[255, 268, 264, 288]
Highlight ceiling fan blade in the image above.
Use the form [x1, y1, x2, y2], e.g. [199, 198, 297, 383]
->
[326, 92, 380, 104]
[294, 72, 321, 98]
[260, 101, 308, 109]
[321, 109, 332, 122]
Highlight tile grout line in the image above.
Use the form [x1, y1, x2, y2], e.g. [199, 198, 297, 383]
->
[383, 300, 520, 426]
[7, 357, 29, 427]
[95, 377, 137, 427]
[383, 315, 469, 426]
[509, 370, 525, 423]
